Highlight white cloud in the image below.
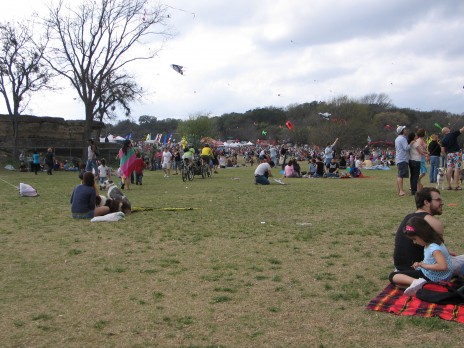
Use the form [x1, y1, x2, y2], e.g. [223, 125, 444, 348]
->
[0, 0, 463, 120]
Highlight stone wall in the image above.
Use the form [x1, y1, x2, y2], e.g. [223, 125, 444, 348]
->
[0, 114, 108, 162]
[0, 114, 102, 147]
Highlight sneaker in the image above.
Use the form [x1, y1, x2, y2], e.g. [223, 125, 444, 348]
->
[404, 278, 427, 296]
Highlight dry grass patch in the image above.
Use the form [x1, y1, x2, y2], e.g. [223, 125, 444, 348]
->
[0, 166, 463, 346]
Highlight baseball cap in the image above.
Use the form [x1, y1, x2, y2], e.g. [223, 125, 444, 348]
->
[396, 126, 406, 135]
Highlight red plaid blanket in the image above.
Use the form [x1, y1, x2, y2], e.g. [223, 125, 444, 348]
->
[366, 283, 464, 323]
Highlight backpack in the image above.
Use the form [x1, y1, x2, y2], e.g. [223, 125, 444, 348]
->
[415, 277, 464, 305]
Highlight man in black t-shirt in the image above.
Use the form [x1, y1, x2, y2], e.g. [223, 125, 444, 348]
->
[441, 125, 464, 190]
[393, 188, 447, 272]
[327, 158, 340, 177]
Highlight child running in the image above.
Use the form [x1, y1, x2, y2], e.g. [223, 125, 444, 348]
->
[389, 216, 453, 296]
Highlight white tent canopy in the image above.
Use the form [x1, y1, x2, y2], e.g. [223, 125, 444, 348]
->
[99, 134, 125, 143]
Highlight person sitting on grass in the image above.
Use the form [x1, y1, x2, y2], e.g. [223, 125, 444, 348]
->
[389, 216, 453, 296]
[327, 157, 340, 178]
[70, 172, 109, 219]
[284, 159, 298, 178]
[308, 158, 317, 177]
[292, 158, 301, 177]
[313, 157, 325, 178]
[254, 160, 275, 185]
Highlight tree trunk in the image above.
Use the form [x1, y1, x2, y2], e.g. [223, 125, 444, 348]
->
[9, 116, 19, 160]
[82, 105, 95, 160]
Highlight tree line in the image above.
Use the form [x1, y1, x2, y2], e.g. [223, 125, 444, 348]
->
[107, 94, 463, 149]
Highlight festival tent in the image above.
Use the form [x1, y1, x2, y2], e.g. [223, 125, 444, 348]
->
[113, 136, 126, 142]
[224, 142, 240, 147]
[200, 137, 224, 147]
[99, 134, 124, 143]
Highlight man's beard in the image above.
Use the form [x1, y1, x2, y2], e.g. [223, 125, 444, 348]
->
[430, 206, 443, 216]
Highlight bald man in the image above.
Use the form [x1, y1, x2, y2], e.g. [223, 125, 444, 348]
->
[441, 126, 464, 190]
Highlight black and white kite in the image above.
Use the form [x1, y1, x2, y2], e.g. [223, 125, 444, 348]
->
[171, 64, 185, 75]
[318, 112, 331, 120]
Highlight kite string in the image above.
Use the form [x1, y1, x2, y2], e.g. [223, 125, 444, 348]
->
[165, 5, 196, 18]
[0, 177, 20, 189]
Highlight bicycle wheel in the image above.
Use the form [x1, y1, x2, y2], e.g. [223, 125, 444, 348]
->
[182, 167, 188, 182]
[201, 164, 207, 178]
[188, 167, 194, 181]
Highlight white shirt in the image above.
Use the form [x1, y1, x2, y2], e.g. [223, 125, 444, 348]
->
[98, 165, 109, 178]
[162, 150, 172, 164]
[88, 145, 95, 160]
[254, 162, 271, 176]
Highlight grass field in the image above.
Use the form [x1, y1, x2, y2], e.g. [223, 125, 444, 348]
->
[1, 164, 464, 347]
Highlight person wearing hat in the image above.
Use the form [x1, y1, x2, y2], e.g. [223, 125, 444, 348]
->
[440, 125, 464, 190]
[395, 126, 413, 196]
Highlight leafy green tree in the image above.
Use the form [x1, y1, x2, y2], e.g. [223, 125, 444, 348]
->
[177, 114, 214, 147]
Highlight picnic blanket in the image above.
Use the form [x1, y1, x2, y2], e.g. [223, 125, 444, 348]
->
[366, 283, 464, 323]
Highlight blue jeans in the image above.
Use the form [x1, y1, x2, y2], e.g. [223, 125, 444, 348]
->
[429, 156, 440, 183]
[86, 159, 98, 176]
[255, 174, 270, 185]
[441, 154, 446, 167]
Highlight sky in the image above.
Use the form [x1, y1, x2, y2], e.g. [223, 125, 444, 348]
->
[1, 0, 463, 121]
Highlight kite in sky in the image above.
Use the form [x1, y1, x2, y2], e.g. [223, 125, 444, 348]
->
[171, 64, 185, 75]
[318, 112, 331, 120]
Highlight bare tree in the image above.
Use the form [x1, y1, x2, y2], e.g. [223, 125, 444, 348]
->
[94, 72, 143, 138]
[43, 0, 171, 152]
[0, 20, 54, 154]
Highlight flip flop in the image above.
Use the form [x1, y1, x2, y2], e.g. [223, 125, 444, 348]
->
[455, 186, 462, 190]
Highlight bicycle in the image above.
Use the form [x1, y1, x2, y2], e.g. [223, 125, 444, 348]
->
[181, 160, 194, 181]
[200, 157, 212, 178]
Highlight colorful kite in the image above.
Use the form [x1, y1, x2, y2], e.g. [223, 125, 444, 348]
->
[319, 112, 331, 120]
[434, 123, 442, 130]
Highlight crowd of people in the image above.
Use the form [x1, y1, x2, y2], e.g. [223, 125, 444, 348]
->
[395, 124, 464, 196]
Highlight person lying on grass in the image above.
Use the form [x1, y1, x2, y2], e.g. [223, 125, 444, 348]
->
[389, 216, 453, 296]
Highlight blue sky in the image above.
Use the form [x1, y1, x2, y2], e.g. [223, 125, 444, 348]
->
[1, 0, 463, 121]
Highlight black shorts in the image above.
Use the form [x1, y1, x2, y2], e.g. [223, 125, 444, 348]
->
[397, 162, 409, 178]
